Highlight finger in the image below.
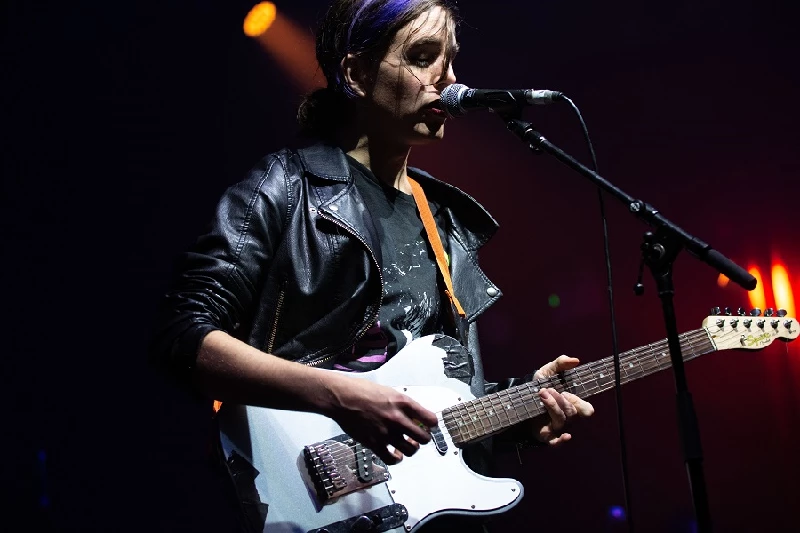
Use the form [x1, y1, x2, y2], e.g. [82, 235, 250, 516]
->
[373, 443, 403, 465]
[548, 432, 572, 447]
[389, 434, 420, 458]
[549, 388, 578, 420]
[401, 406, 436, 443]
[534, 355, 581, 379]
[405, 400, 439, 428]
[539, 389, 567, 431]
[562, 391, 595, 417]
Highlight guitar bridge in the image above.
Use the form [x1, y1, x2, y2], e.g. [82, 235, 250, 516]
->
[304, 434, 390, 504]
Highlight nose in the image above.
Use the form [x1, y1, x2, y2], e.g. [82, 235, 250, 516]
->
[435, 62, 456, 91]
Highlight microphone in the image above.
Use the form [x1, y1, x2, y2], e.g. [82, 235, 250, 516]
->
[440, 83, 563, 117]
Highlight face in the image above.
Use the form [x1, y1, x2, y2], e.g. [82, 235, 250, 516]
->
[355, 6, 458, 147]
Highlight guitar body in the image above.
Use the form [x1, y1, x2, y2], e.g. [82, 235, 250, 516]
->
[217, 335, 524, 533]
[215, 311, 797, 532]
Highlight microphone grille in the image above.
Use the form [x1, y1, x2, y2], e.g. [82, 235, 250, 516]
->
[440, 83, 468, 117]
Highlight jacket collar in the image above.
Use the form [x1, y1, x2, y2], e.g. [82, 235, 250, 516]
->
[297, 142, 500, 249]
[298, 141, 350, 182]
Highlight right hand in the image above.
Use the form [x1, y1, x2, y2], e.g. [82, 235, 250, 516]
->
[326, 376, 438, 465]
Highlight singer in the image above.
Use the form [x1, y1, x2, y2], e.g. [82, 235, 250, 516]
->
[149, 1, 593, 532]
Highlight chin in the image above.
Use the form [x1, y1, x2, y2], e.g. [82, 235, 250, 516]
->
[408, 123, 446, 145]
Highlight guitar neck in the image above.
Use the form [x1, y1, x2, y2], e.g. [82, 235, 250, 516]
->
[443, 327, 716, 445]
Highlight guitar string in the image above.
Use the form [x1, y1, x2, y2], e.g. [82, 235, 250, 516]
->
[317, 324, 782, 464]
[442, 321, 788, 442]
[317, 327, 722, 464]
[439, 329, 714, 440]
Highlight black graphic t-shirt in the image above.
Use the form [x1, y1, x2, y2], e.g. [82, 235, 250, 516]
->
[333, 157, 449, 372]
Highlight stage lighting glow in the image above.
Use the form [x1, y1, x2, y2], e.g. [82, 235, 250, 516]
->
[609, 505, 626, 520]
[548, 294, 561, 308]
[717, 273, 730, 288]
[771, 263, 795, 318]
[244, 2, 277, 37]
[747, 266, 766, 312]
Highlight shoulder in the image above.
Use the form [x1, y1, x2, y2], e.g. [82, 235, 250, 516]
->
[408, 166, 499, 248]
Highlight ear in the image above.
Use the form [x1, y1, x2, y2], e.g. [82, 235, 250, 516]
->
[341, 53, 370, 97]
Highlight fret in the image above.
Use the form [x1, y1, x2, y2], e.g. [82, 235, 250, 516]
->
[642, 341, 665, 376]
[463, 401, 482, 440]
[445, 326, 735, 446]
[505, 387, 525, 425]
[494, 389, 515, 428]
[478, 395, 501, 433]
[520, 383, 541, 418]
[511, 386, 531, 421]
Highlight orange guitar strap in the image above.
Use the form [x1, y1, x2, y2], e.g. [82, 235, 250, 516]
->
[407, 176, 467, 319]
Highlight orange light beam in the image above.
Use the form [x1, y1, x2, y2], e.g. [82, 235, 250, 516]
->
[772, 263, 796, 318]
[244, 2, 277, 37]
[747, 266, 766, 313]
[247, 6, 323, 94]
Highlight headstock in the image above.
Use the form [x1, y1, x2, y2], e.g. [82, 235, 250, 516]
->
[703, 307, 798, 351]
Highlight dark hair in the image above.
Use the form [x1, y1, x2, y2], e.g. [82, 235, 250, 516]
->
[297, 0, 460, 140]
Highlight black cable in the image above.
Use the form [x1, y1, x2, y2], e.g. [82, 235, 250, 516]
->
[559, 94, 634, 531]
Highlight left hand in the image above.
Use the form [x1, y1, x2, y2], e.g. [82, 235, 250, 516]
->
[531, 355, 595, 446]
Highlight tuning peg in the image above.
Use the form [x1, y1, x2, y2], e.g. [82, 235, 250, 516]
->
[749, 308, 762, 317]
[765, 308, 774, 317]
[710, 306, 721, 315]
[724, 307, 733, 316]
[777, 309, 787, 317]
[737, 307, 746, 316]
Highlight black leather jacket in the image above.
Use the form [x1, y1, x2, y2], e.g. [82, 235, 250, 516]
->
[150, 142, 503, 398]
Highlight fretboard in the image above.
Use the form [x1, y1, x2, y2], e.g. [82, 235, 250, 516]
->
[441, 328, 715, 445]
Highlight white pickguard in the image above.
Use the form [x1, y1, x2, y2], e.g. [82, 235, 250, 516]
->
[217, 335, 524, 533]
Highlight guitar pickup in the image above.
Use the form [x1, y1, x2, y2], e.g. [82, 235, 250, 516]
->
[430, 426, 448, 455]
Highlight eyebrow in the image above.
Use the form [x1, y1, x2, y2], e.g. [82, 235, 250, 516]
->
[407, 37, 461, 54]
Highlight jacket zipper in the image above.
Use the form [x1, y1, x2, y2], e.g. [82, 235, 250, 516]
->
[303, 212, 384, 367]
[266, 283, 286, 354]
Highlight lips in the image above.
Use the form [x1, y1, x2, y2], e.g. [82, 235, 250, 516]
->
[422, 100, 447, 117]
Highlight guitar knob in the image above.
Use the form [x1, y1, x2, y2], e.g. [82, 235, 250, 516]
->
[771, 320, 780, 329]
[777, 309, 788, 317]
[765, 308, 774, 317]
[743, 318, 753, 328]
[737, 307, 746, 316]
[757, 319, 766, 329]
[724, 307, 733, 316]
[710, 306, 721, 315]
[749, 308, 762, 317]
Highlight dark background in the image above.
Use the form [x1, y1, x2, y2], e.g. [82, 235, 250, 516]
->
[4, 0, 799, 531]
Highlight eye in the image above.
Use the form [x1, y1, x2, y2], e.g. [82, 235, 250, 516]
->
[411, 54, 433, 68]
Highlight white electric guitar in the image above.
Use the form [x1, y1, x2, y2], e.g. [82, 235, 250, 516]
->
[216, 309, 797, 533]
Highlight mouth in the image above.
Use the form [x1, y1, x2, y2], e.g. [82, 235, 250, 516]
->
[421, 100, 447, 117]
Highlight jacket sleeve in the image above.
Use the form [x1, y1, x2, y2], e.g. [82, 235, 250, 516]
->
[148, 153, 293, 383]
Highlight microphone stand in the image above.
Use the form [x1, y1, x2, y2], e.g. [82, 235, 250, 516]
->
[501, 114, 756, 533]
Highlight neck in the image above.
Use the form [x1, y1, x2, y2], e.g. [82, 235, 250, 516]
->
[340, 133, 412, 194]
